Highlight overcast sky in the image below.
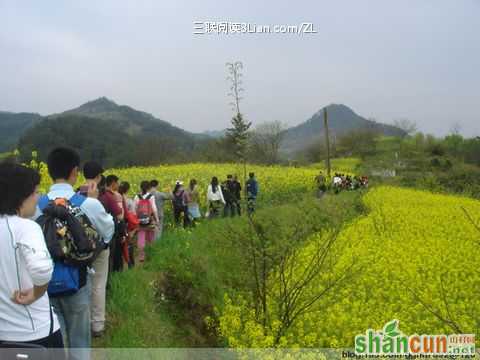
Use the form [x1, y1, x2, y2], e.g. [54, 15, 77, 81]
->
[1, 0, 479, 136]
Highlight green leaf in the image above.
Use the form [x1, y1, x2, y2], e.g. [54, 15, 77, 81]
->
[384, 320, 398, 334]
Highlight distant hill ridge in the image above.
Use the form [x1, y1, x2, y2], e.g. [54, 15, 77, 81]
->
[1, 98, 405, 162]
[16, 97, 197, 166]
[282, 103, 405, 152]
[54, 97, 194, 140]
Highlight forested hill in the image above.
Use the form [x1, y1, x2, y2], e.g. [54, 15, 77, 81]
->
[57, 97, 194, 142]
[282, 104, 406, 152]
[18, 114, 198, 167]
[7, 99, 407, 166]
[0, 111, 42, 152]
[16, 97, 201, 167]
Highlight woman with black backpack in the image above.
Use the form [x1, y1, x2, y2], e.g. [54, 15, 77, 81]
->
[172, 181, 190, 228]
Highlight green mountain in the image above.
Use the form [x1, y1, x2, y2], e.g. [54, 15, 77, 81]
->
[18, 97, 199, 166]
[57, 97, 194, 141]
[282, 104, 405, 153]
[0, 111, 42, 152]
[8, 100, 407, 165]
[18, 115, 137, 167]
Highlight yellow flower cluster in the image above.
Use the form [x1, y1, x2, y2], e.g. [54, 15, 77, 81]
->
[219, 186, 480, 348]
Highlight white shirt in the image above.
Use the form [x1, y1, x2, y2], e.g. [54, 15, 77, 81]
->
[0, 215, 60, 342]
[124, 195, 135, 213]
[207, 184, 225, 203]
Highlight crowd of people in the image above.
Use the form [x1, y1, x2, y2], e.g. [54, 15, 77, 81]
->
[315, 171, 369, 197]
[0, 147, 260, 360]
[332, 173, 369, 193]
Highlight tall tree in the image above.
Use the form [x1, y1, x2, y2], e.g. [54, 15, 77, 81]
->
[227, 112, 251, 160]
[226, 61, 252, 202]
[226, 62, 251, 156]
[393, 118, 417, 137]
[226, 61, 244, 115]
[249, 121, 286, 164]
[337, 129, 379, 157]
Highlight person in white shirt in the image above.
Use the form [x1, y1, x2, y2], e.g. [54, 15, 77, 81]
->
[0, 162, 64, 351]
[34, 147, 114, 360]
[207, 176, 225, 219]
[333, 175, 342, 186]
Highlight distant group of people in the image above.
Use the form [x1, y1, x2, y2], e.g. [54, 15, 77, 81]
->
[206, 173, 259, 219]
[332, 173, 369, 193]
[80, 172, 261, 269]
[0, 146, 261, 360]
[315, 171, 369, 197]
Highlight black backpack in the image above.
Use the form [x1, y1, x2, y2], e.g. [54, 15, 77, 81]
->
[222, 182, 234, 203]
[37, 194, 102, 266]
[173, 191, 185, 209]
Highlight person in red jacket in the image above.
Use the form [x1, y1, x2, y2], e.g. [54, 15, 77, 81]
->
[118, 181, 139, 269]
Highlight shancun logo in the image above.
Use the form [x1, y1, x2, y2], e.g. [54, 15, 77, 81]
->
[355, 320, 475, 356]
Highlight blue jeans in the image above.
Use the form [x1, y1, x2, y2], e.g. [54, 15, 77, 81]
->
[247, 197, 257, 214]
[50, 276, 91, 360]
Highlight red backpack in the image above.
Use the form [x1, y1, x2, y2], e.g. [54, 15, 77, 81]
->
[136, 194, 153, 226]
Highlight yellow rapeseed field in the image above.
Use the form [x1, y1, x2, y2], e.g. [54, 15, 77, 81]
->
[34, 160, 343, 208]
[219, 186, 480, 348]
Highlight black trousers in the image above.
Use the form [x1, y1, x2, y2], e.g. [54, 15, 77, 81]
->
[174, 206, 190, 228]
[22, 330, 64, 349]
[110, 221, 127, 272]
[0, 330, 65, 360]
[109, 234, 124, 272]
[235, 200, 241, 216]
[127, 242, 135, 269]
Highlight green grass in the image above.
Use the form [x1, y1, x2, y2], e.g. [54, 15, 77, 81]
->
[96, 190, 367, 348]
[311, 157, 361, 174]
[93, 268, 190, 348]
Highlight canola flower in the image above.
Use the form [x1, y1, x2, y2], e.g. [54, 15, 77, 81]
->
[27, 155, 478, 349]
[218, 186, 480, 348]
[26, 155, 478, 349]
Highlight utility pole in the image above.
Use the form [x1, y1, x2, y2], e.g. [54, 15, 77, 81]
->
[332, 132, 337, 158]
[324, 108, 331, 177]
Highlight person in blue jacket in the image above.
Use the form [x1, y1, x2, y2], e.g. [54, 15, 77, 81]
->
[246, 172, 259, 215]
